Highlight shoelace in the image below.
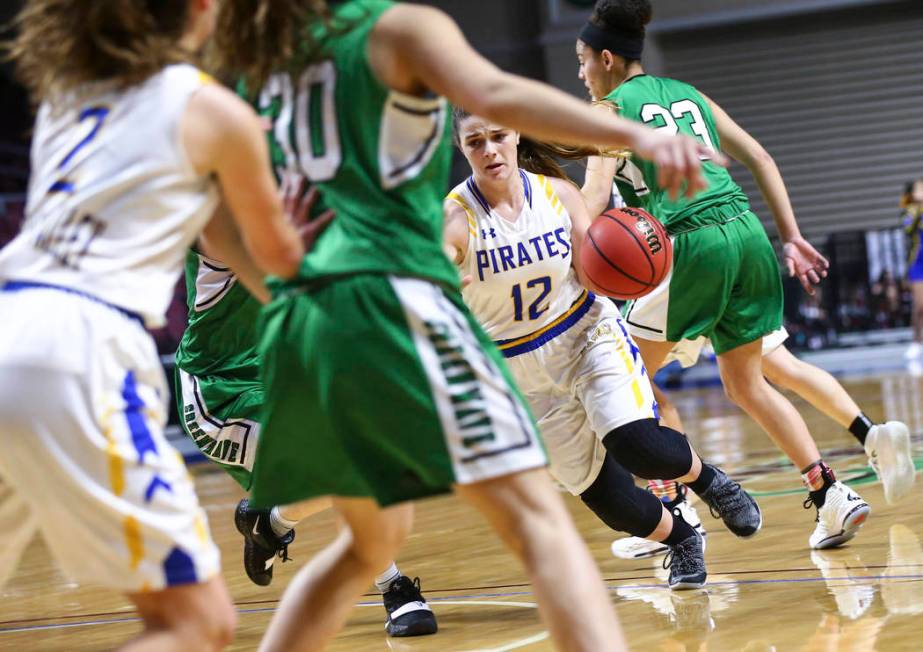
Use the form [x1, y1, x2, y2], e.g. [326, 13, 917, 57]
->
[662, 537, 702, 576]
[274, 529, 295, 563]
[706, 477, 746, 520]
[802, 496, 820, 522]
[384, 576, 426, 610]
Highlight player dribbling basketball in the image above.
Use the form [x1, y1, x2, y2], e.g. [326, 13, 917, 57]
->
[445, 108, 763, 589]
[576, 0, 893, 551]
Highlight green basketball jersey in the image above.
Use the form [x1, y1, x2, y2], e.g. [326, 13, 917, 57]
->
[254, 0, 458, 289]
[606, 75, 750, 232]
[174, 249, 261, 381]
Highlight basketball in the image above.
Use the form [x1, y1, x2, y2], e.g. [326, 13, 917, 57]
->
[579, 207, 672, 300]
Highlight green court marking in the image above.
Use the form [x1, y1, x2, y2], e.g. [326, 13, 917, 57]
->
[746, 457, 923, 498]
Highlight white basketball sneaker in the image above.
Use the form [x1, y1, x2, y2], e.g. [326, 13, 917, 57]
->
[865, 421, 915, 505]
[806, 482, 870, 550]
[611, 489, 706, 560]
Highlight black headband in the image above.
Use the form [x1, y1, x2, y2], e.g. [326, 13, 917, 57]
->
[579, 22, 644, 60]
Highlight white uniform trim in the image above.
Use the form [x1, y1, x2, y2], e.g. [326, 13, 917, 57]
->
[389, 276, 547, 485]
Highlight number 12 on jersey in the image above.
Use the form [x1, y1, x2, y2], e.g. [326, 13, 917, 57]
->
[511, 276, 552, 322]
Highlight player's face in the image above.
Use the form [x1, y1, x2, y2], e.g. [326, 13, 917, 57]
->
[576, 40, 608, 100]
[458, 116, 520, 182]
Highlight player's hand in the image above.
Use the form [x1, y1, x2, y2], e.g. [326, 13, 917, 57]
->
[783, 236, 829, 295]
[281, 174, 335, 253]
[631, 129, 728, 201]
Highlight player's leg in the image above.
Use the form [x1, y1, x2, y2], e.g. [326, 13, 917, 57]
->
[582, 312, 759, 538]
[610, 382, 706, 560]
[717, 342, 869, 548]
[257, 498, 414, 652]
[763, 345, 914, 504]
[579, 455, 706, 589]
[0, 299, 232, 651]
[714, 215, 869, 548]
[176, 369, 298, 585]
[456, 468, 628, 651]
[177, 368, 434, 619]
[126, 579, 236, 652]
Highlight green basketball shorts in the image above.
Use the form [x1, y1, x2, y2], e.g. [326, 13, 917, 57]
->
[623, 210, 783, 355]
[250, 274, 547, 509]
[175, 368, 262, 490]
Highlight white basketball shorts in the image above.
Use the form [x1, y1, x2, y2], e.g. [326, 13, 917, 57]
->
[0, 286, 219, 592]
[503, 297, 657, 494]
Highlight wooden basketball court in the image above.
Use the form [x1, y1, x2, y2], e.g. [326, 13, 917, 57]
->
[2, 371, 921, 651]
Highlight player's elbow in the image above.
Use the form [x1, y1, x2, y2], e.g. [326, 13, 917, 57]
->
[743, 144, 775, 172]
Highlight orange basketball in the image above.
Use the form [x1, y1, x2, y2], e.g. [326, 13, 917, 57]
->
[579, 207, 672, 300]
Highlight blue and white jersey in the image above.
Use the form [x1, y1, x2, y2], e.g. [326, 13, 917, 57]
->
[0, 64, 219, 327]
[451, 170, 593, 356]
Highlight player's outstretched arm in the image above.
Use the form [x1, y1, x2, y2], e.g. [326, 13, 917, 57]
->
[182, 83, 304, 280]
[704, 93, 828, 293]
[370, 4, 719, 201]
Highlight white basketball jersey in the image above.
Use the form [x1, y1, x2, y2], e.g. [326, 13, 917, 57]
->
[0, 64, 219, 327]
[453, 171, 590, 351]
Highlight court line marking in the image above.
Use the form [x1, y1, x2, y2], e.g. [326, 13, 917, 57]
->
[3, 574, 923, 634]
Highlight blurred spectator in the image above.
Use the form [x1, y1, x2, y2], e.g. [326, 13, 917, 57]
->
[902, 178, 923, 360]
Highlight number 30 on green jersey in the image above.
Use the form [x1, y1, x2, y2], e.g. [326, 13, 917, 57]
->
[258, 61, 342, 182]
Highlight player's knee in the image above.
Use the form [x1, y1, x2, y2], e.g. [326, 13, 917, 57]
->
[603, 418, 693, 479]
[720, 372, 749, 406]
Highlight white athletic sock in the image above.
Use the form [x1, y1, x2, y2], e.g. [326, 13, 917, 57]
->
[375, 562, 401, 594]
[269, 506, 298, 538]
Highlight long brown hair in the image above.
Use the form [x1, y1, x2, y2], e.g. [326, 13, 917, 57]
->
[8, 0, 191, 104]
[210, 0, 332, 96]
[451, 105, 626, 181]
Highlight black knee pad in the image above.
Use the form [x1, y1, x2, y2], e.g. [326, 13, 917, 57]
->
[603, 418, 693, 480]
[579, 454, 663, 537]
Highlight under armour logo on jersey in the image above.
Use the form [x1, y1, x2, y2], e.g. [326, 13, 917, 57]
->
[482, 227, 497, 239]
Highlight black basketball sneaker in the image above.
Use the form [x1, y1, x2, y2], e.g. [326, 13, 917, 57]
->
[383, 576, 438, 637]
[234, 499, 295, 586]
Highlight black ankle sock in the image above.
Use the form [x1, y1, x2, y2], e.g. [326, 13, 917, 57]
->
[849, 413, 874, 445]
[686, 463, 717, 495]
[807, 467, 837, 508]
[661, 513, 697, 546]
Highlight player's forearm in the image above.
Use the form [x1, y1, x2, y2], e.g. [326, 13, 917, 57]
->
[200, 210, 272, 304]
[476, 74, 643, 152]
[582, 156, 614, 217]
[749, 153, 801, 243]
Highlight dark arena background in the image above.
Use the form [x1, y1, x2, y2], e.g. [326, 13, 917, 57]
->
[2, 1, 923, 650]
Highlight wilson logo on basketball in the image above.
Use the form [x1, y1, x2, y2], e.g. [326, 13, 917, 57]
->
[634, 218, 662, 255]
